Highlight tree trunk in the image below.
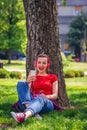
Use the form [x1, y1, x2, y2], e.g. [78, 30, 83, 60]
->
[74, 45, 81, 61]
[6, 51, 12, 64]
[23, 0, 70, 107]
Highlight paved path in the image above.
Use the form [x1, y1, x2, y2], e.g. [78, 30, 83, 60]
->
[6, 69, 87, 76]
[84, 72, 87, 75]
[7, 69, 26, 72]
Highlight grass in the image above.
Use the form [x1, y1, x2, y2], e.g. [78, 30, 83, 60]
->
[0, 59, 87, 71]
[64, 62, 87, 72]
[2, 60, 26, 70]
[0, 60, 87, 130]
[0, 77, 87, 130]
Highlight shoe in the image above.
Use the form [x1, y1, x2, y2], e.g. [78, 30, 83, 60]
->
[10, 111, 27, 123]
[35, 114, 42, 120]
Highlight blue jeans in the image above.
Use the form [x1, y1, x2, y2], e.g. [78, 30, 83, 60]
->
[17, 81, 54, 115]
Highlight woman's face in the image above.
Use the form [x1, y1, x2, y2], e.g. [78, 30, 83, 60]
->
[36, 57, 48, 74]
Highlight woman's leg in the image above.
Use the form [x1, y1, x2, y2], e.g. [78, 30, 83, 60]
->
[10, 96, 45, 123]
[25, 97, 54, 116]
[40, 98, 54, 113]
[25, 96, 45, 115]
[11, 97, 54, 123]
[17, 81, 33, 111]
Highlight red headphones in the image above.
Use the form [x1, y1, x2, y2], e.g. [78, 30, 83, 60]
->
[34, 54, 50, 68]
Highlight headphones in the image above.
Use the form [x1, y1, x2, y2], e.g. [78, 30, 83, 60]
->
[34, 54, 50, 68]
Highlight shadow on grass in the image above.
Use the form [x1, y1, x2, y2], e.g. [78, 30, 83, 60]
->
[0, 123, 13, 129]
[0, 91, 87, 129]
[69, 92, 87, 107]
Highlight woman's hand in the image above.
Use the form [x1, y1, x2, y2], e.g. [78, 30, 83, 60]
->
[40, 81, 58, 100]
[27, 75, 36, 84]
[39, 93, 47, 98]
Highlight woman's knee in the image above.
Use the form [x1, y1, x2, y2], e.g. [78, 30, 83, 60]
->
[17, 81, 28, 91]
[37, 96, 45, 106]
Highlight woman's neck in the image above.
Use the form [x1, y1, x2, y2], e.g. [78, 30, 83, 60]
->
[37, 72, 47, 76]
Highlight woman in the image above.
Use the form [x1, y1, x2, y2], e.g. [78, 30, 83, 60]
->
[11, 54, 58, 123]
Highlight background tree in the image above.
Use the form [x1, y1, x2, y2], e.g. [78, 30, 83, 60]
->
[67, 12, 87, 60]
[23, 0, 70, 107]
[0, 0, 26, 63]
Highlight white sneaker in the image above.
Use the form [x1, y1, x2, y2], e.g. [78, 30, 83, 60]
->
[10, 111, 27, 123]
[35, 114, 42, 120]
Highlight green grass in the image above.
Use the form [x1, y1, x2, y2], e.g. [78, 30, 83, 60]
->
[0, 60, 87, 130]
[0, 60, 26, 70]
[64, 62, 87, 72]
[0, 77, 87, 130]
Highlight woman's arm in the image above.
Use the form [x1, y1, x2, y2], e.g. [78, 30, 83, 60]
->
[40, 80, 58, 100]
[26, 75, 36, 89]
[46, 80, 58, 100]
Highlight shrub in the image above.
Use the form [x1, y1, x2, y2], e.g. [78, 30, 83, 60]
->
[67, 54, 75, 62]
[64, 70, 75, 78]
[61, 52, 69, 66]
[73, 70, 80, 77]
[79, 70, 84, 77]
[9, 71, 22, 79]
[64, 70, 84, 78]
[0, 68, 9, 78]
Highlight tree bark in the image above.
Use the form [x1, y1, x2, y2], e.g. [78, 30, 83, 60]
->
[23, 0, 70, 107]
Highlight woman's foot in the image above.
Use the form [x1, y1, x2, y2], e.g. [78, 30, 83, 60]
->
[10, 111, 27, 123]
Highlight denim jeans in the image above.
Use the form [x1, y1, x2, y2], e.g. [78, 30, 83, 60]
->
[17, 81, 54, 115]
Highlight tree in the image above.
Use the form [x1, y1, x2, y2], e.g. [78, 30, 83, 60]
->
[67, 12, 87, 60]
[0, 0, 26, 63]
[23, 0, 69, 107]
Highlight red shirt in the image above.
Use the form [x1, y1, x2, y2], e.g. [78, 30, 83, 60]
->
[31, 74, 58, 95]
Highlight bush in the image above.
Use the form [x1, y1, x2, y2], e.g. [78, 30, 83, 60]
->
[61, 52, 69, 66]
[64, 70, 84, 78]
[0, 68, 9, 78]
[79, 70, 84, 77]
[67, 54, 75, 62]
[64, 70, 75, 78]
[73, 70, 80, 77]
[9, 71, 22, 79]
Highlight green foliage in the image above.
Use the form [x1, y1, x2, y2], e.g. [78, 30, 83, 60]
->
[67, 12, 87, 58]
[61, 53, 74, 67]
[67, 12, 87, 47]
[64, 70, 84, 78]
[0, 68, 22, 79]
[9, 71, 22, 79]
[0, 0, 27, 60]
[64, 70, 75, 78]
[61, 0, 66, 6]
[67, 54, 75, 62]
[61, 52, 69, 66]
[0, 68, 9, 78]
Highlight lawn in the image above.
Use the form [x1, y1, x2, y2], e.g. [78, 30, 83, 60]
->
[0, 77, 87, 130]
[1, 60, 87, 72]
[64, 62, 87, 72]
[2, 60, 26, 70]
[0, 60, 87, 130]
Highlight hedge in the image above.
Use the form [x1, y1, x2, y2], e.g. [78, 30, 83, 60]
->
[0, 69, 22, 79]
[64, 70, 84, 78]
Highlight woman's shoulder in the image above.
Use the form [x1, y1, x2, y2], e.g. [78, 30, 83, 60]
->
[48, 74, 58, 81]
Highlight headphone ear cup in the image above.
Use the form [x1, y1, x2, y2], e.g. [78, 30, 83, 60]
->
[47, 59, 50, 68]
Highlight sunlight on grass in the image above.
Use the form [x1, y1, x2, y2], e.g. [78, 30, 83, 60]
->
[0, 60, 26, 70]
[65, 77, 87, 87]
[64, 62, 87, 71]
[0, 77, 87, 130]
[0, 60, 87, 129]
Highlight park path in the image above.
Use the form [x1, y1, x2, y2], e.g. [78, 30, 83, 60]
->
[6, 69, 26, 72]
[7, 69, 87, 76]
